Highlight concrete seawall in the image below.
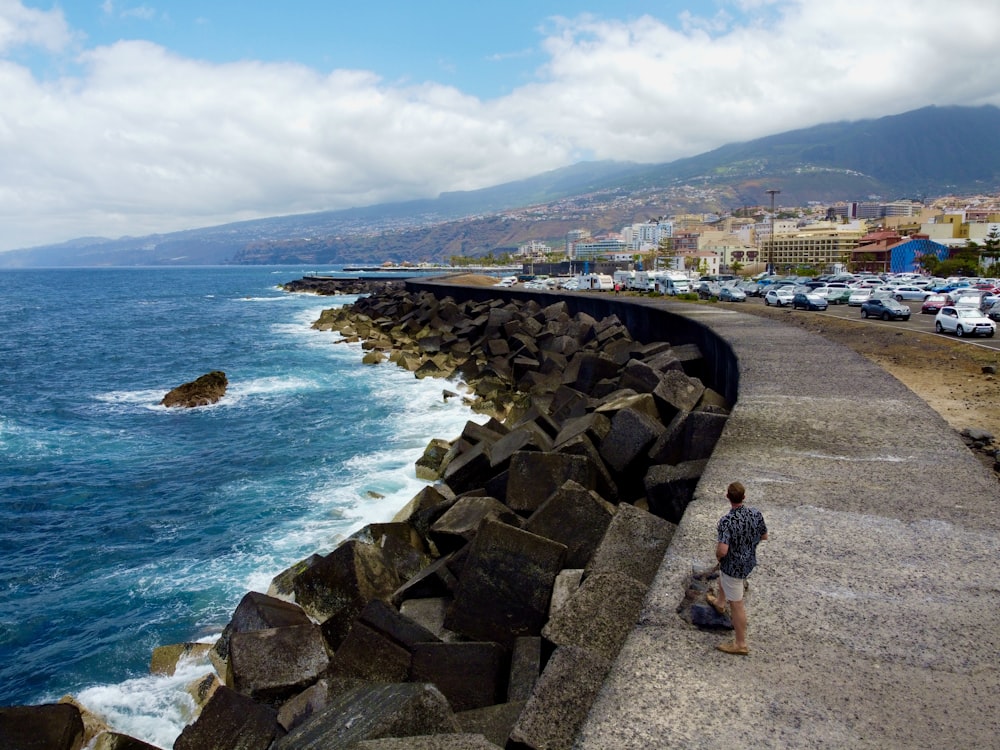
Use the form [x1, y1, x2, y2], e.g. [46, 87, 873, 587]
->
[407, 280, 1000, 749]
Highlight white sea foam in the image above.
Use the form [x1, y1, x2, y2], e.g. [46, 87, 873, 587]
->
[94, 388, 170, 407]
[75, 654, 211, 749]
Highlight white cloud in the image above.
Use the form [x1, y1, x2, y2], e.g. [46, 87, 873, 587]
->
[0, 0, 73, 54]
[2, 0, 1000, 252]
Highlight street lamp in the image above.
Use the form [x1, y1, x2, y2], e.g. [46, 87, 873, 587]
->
[766, 189, 781, 274]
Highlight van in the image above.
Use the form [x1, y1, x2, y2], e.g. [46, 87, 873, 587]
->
[579, 273, 615, 291]
[664, 278, 691, 295]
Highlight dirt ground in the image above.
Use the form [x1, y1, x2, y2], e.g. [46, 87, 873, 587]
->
[733, 302, 1000, 440]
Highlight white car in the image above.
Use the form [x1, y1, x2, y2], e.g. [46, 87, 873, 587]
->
[934, 306, 996, 338]
[764, 287, 795, 306]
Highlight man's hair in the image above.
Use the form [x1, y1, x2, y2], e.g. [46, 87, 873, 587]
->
[726, 481, 745, 503]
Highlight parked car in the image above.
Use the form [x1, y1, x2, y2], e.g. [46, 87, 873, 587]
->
[953, 294, 988, 313]
[921, 294, 949, 314]
[987, 301, 1000, 322]
[934, 306, 996, 337]
[823, 287, 853, 305]
[847, 288, 872, 306]
[719, 285, 747, 302]
[764, 287, 795, 306]
[792, 292, 828, 311]
[860, 297, 911, 320]
[696, 281, 722, 299]
[891, 285, 933, 301]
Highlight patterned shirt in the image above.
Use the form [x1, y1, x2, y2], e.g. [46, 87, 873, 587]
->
[717, 505, 768, 579]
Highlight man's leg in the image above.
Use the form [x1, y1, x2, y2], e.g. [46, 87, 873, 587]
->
[729, 599, 748, 648]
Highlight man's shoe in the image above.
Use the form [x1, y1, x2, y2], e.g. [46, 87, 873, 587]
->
[706, 591, 727, 615]
[716, 640, 749, 656]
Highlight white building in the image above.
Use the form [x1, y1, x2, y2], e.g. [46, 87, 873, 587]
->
[518, 240, 551, 258]
[621, 221, 673, 251]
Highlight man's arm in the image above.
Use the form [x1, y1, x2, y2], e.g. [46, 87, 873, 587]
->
[760, 532, 768, 541]
[716, 541, 728, 561]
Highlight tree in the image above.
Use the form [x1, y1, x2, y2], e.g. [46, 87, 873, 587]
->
[656, 237, 677, 270]
[917, 253, 941, 275]
[981, 226, 1000, 271]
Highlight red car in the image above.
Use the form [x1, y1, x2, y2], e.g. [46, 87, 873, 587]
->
[921, 294, 949, 314]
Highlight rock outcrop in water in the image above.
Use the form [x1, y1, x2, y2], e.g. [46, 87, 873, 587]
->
[1, 286, 731, 750]
[161, 371, 228, 408]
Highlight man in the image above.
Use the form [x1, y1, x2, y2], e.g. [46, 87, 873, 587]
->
[707, 481, 768, 655]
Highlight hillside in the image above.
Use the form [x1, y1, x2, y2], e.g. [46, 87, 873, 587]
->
[3, 105, 999, 268]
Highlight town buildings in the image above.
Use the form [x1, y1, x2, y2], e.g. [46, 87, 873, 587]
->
[519, 193, 1000, 276]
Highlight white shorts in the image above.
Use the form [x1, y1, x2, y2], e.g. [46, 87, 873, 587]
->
[719, 571, 745, 602]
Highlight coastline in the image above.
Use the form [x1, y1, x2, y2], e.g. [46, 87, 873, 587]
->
[2, 278, 734, 749]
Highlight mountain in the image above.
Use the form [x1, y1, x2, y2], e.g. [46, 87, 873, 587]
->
[3, 105, 999, 268]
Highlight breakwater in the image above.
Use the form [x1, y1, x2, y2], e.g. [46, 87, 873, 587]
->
[0, 281, 739, 749]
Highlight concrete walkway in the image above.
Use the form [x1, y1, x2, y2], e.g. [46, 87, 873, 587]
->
[576, 302, 1000, 749]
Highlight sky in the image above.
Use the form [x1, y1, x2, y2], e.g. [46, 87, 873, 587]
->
[2, 1, 1000, 253]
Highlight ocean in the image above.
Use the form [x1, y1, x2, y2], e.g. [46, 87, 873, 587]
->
[0, 267, 484, 746]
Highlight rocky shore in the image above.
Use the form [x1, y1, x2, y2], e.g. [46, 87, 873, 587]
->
[0, 283, 732, 750]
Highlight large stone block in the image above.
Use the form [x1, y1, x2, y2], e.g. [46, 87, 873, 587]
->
[398, 597, 461, 643]
[643, 459, 709, 524]
[505, 451, 600, 514]
[410, 642, 508, 712]
[416, 438, 452, 480]
[211, 591, 312, 666]
[488, 426, 551, 470]
[617, 358, 662, 394]
[268, 553, 323, 601]
[226, 623, 330, 703]
[522, 480, 615, 568]
[552, 412, 611, 449]
[597, 407, 666, 474]
[357, 598, 441, 650]
[549, 569, 584, 618]
[326, 621, 411, 682]
[541, 572, 648, 662]
[292, 540, 401, 645]
[594, 391, 658, 422]
[0, 704, 84, 750]
[350, 523, 432, 584]
[652, 369, 706, 418]
[585, 503, 676, 587]
[174, 686, 279, 750]
[552, 434, 618, 504]
[561, 352, 620, 395]
[429, 496, 522, 555]
[441, 442, 496, 495]
[507, 646, 612, 750]
[507, 636, 542, 702]
[272, 683, 459, 750]
[682, 409, 729, 461]
[445, 520, 566, 646]
[391, 554, 460, 606]
[645, 409, 688, 465]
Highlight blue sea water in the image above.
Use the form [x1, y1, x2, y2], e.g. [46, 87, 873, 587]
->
[0, 267, 483, 746]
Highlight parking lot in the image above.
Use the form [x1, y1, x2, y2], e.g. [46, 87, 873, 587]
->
[721, 293, 1000, 352]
